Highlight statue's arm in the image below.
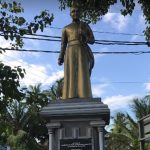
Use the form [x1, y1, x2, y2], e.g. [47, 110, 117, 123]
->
[58, 28, 67, 65]
[86, 24, 95, 44]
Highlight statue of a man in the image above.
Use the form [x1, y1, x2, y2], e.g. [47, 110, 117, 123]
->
[58, 1, 95, 99]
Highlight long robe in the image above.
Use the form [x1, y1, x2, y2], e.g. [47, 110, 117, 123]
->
[59, 21, 95, 99]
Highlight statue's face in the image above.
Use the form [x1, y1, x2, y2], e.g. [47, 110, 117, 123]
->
[70, 7, 80, 20]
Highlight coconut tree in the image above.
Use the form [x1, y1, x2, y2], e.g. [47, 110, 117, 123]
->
[0, 84, 49, 149]
[106, 95, 150, 150]
[44, 78, 64, 100]
[131, 95, 150, 119]
[0, 99, 42, 150]
[26, 83, 49, 107]
[106, 113, 139, 150]
[0, 80, 65, 149]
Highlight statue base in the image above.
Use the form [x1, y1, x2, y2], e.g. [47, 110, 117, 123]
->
[40, 98, 110, 150]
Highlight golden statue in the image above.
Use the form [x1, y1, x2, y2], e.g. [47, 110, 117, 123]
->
[58, 0, 95, 99]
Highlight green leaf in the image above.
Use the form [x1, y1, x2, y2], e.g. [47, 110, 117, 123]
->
[10, 32, 14, 41]
[2, 12, 6, 16]
[18, 17, 26, 26]
[2, 2, 8, 9]
[4, 34, 8, 40]
[19, 29, 26, 36]
[40, 23, 44, 32]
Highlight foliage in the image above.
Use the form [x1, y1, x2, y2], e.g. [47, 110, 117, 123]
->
[0, 0, 54, 49]
[0, 0, 54, 113]
[59, 0, 150, 43]
[131, 95, 150, 119]
[59, 0, 117, 23]
[0, 84, 49, 149]
[0, 1, 54, 149]
[44, 78, 64, 100]
[106, 95, 150, 150]
[24, 84, 49, 144]
[7, 130, 42, 150]
[0, 79, 63, 149]
[106, 113, 139, 150]
[0, 64, 25, 112]
[26, 84, 49, 107]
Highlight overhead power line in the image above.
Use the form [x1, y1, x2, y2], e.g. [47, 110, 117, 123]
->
[0, 33, 148, 46]
[50, 26, 144, 37]
[1, 53, 57, 80]
[22, 35, 148, 46]
[22, 36, 148, 45]
[15, 25, 145, 37]
[23, 34, 148, 45]
[1, 47, 150, 55]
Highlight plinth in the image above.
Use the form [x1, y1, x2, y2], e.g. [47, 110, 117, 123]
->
[40, 98, 110, 150]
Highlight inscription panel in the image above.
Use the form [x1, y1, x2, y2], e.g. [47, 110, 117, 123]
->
[60, 138, 92, 150]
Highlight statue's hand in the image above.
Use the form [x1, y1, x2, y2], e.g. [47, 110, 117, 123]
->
[58, 58, 64, 66]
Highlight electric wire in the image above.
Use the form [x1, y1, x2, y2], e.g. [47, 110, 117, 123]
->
[0, 47, 150, 55]
[50, 26, 144, 36]
[0, 33, 148, 46]
[0, 26, 147, 46]
[3, 53, 50, 78]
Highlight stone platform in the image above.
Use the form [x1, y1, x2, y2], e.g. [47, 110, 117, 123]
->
[40, 98, 110, 150]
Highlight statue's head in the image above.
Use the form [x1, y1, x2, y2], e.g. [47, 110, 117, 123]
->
[70, 0, 80, 21]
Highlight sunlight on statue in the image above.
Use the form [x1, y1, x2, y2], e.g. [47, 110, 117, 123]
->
[58, 0, 95, 99]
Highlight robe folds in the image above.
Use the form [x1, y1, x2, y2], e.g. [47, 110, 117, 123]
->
[59, 21, 95, 99]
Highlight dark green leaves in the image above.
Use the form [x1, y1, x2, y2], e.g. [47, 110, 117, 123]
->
[0, 1, 54, 48]
[0, 63, 25, 101]
[59, 0, 117, 23]
[1, 2, 8, 9]
[106, 96, 150, 150]
[120, 0, 135, 16]
[0, 2, 54, 147]
[144, 26, 150, 45]
[59, 0, 150, 43]
[17, 17, 26, 26]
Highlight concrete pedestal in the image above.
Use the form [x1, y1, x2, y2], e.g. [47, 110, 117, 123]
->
[40, 98, 110, 150]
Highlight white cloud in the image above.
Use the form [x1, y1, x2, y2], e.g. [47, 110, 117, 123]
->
[103, 94, 137, 112]
[0, 50, 22, 62]
[23, 35, 42, 58]
[0, 32, 64, 87]
[139, 13, 145, 25]
[92, 83, 109, 97]
[103, 13, 116, 22]
[5, 59, 64, 87]
[46, 70, 63, 84]
[130, 13, 145, 41]
[0, 37, 11, 48]
[103, 12, 129, 31]
[0, 44, 63, 88]
[21, 63, 63, 87]
[94, 47, 109, 60]
[144, 82, 150, 91]
[6, 59, 63, 87]
[0, 35, 40, 59]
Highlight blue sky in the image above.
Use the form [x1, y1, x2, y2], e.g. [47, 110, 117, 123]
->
[0, 0, 150, 118]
